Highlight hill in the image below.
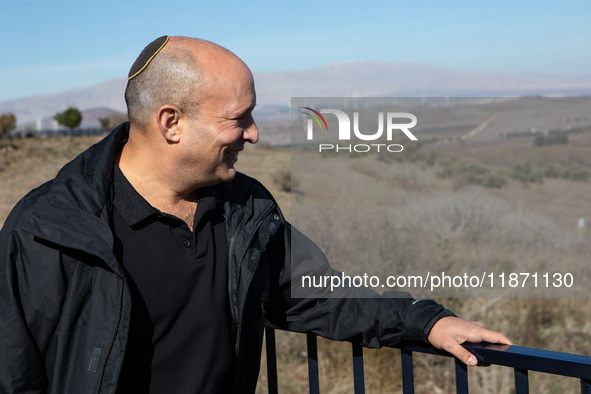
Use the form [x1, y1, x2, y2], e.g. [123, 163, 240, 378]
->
[2, 61, 591, 128]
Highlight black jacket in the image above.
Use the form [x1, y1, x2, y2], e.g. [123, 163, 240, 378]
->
[0, 123, 453, 393]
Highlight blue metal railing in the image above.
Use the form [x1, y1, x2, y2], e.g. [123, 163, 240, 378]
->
[264, 327, 591, 393]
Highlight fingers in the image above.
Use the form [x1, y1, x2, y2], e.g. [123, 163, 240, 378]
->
[431, 330, 479, 366]
[471, 327, 513, 346]
[460, 320, 513, 346]
[457, 326, 513, 365]
[450, 318, 513, 346]
[445, 342, 478, 366]
[428, 316, 513, 366]
[468, 320, 484, 328]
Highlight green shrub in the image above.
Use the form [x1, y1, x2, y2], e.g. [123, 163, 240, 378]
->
[482, 173, 508, 188]
[564, 165, 590, 182]
[542, 163, 589, 182]
[533, 132, 568, 146]
[437, 156, 506, 188]
[272, 170, 299, 192]
[510, 162, 544, 183]
[543, 163, 565, 178]
[390, 142, 437, 165]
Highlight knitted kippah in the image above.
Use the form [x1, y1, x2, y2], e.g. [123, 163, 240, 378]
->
[127, 35, 170, 80]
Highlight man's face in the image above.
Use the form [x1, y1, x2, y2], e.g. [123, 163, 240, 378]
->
[180, 66, 258, 188]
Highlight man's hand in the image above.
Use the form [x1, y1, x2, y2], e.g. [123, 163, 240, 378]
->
[427, 316, 513, 366]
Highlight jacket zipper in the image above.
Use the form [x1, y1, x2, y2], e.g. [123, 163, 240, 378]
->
[235, 206, 275, 297]
[228, 203, 276, 349]
[227, 214, 245, 329]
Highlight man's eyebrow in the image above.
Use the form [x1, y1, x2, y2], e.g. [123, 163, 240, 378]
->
[234, 104, 256, 117]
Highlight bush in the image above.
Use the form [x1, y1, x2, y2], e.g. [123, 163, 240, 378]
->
[482, 173, 508, 188]
[0, 113, 16, 138]
[510, 162, 544, 183]
[543, 163, 565, 178]
[564, 165, 590, 182]
[272, 170, 298, 192]
[534, 132, 568, 146]
[437, 156, 506, 188]
[393, 189, 578, 248]
[543, 163, 590, 182]
[392, 142, 437, 165]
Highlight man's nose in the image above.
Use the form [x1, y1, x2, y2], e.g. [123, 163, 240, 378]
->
[244, 120, 259, 144]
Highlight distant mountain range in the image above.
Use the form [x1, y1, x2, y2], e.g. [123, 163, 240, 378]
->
[2, 61, 591, 128]
[2, 79, 126, 128]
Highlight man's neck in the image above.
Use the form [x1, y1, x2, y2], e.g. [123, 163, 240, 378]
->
[117, 136, 199, 230]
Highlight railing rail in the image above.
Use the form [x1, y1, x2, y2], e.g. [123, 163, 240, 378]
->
[265, 327, 591, 393]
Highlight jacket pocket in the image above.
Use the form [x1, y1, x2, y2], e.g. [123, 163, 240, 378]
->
[46, 263, 123, 394]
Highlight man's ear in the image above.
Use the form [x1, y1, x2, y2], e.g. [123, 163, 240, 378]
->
[156, 105, 182, 143]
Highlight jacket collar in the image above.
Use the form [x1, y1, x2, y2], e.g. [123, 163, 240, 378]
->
[23, 123, 130, 273]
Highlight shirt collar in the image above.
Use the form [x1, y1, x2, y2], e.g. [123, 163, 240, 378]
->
[113, 164, 158, 226]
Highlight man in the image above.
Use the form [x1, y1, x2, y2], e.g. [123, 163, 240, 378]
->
[0, 36, 511, 393]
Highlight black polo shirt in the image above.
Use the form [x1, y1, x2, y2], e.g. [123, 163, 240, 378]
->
[112, 165, 236, 393]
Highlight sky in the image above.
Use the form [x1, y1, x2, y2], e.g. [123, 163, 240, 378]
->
[1, 0, 590, 102]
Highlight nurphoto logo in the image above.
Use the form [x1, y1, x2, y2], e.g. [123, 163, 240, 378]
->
[302, 106, 418, 153]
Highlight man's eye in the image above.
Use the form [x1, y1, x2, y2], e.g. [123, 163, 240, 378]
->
[235, 114, 251, 123]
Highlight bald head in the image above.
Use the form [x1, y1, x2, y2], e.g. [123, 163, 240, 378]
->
[125, 36, 251, 130]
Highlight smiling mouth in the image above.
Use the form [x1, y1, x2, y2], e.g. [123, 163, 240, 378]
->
[227, 150, 239, 161]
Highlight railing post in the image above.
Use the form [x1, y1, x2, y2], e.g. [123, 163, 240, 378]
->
[401, 349, 415, 394]
[307, 333, 320, 394]
[581, 379, 591, 394]
[265, 327, 278, 394]
[455, 359, 469, 394]
[514, 368, 529, 394]
[264, 327, 591, 393]
[352, 343, 365, 393]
